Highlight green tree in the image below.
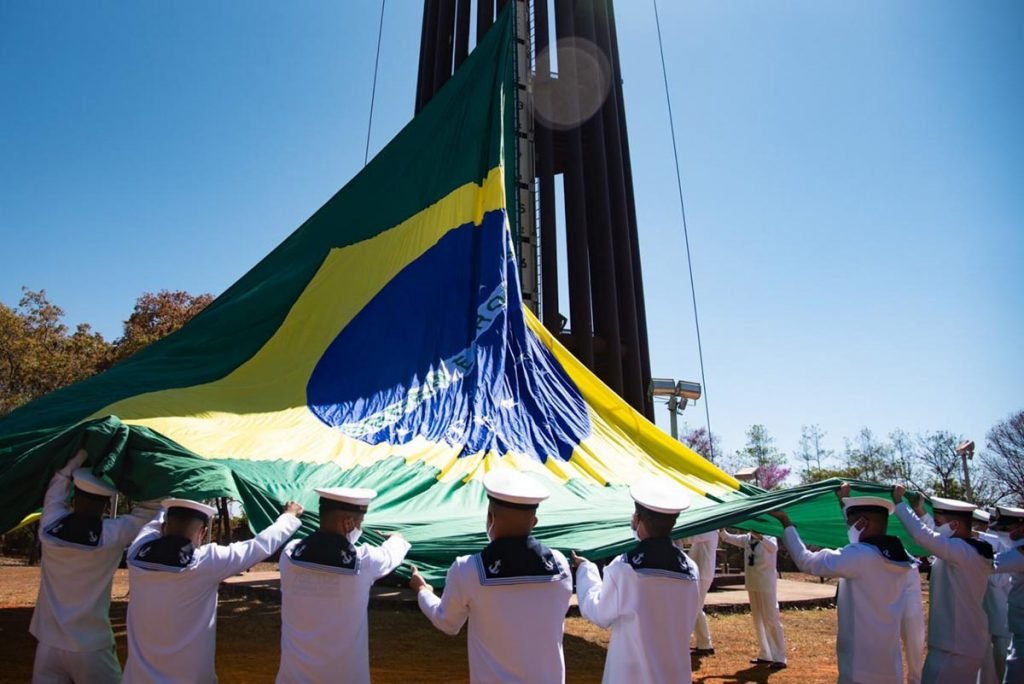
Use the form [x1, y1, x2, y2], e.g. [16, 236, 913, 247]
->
[1, 288, 213, 418]
[980, 410, 1024, 505]
[796, 424, 834, 483]
[0, 289, 111, 416]
[916, 430, 965, 499]
[736, 424, 790, 489]
[111, 290, 214, 362]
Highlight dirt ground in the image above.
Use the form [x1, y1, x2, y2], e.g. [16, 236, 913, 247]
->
[0, 563, 846, 683]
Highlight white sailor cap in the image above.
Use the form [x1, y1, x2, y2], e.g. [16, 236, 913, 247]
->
[162, 498, 217, 522]
[841, 496, 895, 515]
[992, 506, 1024, 526]
[973, 509, 991, 523]
[630, 477, 691, 515]
[72, 468, 117, 498]
[482, 469, 550, 509]
[315, 487, 378, 513]
[929, 496, 976, 515]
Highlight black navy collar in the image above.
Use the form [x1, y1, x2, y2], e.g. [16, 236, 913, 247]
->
[131, 535, 196, 571]
[44, 512, 102, 548]
[860, 535, 917, 566]
[623, 537, 696, 580]
[964, 537, 995, 560]
[288, 531, 359, 574]
[478, 536, 564, 585]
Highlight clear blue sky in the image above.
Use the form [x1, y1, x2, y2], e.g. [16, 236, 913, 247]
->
[1, 1, 1021, 467]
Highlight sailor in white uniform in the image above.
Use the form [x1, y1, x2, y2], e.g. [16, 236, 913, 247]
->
[679, 529, 718, 656]
[30, 449, 160, 684]
[718, 527, 787, 669]
[573, 478, 701, 684]
[123, 497, 303, 683]
[974, 508, 1012, 684]
[276, 487, 410, 684]
[770, 486, 917, 684]
[988, 505, 1024, 684]
[893, 486, 994, 684]
[410, 469, 572, 684]
[900, 495, 929, 684]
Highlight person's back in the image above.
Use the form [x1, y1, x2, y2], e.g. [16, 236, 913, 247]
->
[413, 470, 573, 684]
[276, 487, 410, 684]
[439, 547, 572, 683]
[774, 492, 915, 684]
[123, 499, 302, 684]
[30, 450, 160, 684]
[894, 490, 995, 682]
[924, 540, 992, 658]
[832, 544, 913, 682]
[579, 542, 699, 683]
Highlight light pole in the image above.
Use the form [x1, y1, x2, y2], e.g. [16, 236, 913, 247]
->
[955, 439, 975, 501]
[649, 378, 702, 441]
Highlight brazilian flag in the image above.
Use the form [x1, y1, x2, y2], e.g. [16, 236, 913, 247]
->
[0, 6, 908, 581]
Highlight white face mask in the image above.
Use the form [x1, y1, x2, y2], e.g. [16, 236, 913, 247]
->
[486, 520, 495, 542]
[346, 527, 362, 545]
[935, 522, 956, 538]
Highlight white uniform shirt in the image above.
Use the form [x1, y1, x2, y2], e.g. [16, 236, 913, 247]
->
[994, 545, 1024, 634]
[978, 530, 1012, 638]
[783, 525, 913, 684]
[719, 531, 778, 592]
[30, 459, 159, 652]
[576, 541, 700, 684]
[681, 530, 718, 589]
[123, 511, 302, 684]
[895, 502, 993, 660]
[276, 533, 411, 684]
[417, 541, 573, 684]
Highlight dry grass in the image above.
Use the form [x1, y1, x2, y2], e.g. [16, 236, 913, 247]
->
[0, 565, 849, 683]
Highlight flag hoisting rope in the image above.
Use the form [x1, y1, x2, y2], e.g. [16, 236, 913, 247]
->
[364, 0, 387, 167]
[652, 0, 715, 460]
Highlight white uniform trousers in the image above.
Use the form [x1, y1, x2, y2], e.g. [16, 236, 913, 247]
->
[32, 642, 121, 684]
[1002, 634, 1023, 684]
[749, 589, 787, 663]
[693, 576, 714, 650]
[979, 635, 1010, 684]
[902, 595, 925, 684]
[922, 648, 983, 684]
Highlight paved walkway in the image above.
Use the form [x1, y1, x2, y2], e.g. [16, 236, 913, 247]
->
[221, 572, 835, 614]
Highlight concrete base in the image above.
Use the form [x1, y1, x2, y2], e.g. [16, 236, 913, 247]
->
[220, 572, 836, 615]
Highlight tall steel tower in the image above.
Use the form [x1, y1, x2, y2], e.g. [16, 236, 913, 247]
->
[416, 0, 653, 418]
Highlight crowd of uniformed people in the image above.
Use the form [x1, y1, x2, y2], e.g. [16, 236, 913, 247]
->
[26, 448, 1024, 683]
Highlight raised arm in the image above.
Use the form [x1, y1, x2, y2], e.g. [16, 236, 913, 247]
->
[414, 563, 470, 635]
[893, 502, 973, 565]
[40, 449, 88, 529]
[575, 558, 624, 629]
[782, 526, 863, 578]
[104, 501, 163, 549]
[362, 533, 412, 580]
[204, 506, 303, 582]
[718, 529, 747, 548]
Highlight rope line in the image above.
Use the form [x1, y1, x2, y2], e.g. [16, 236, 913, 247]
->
[364, 0, 387, 167]
[652, 0, 715, 461]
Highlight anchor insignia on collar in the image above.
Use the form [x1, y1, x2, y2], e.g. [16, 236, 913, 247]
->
[631, 552, 645, 565]
[341, 550, 354, 565]
[488, 559, 502, 575]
